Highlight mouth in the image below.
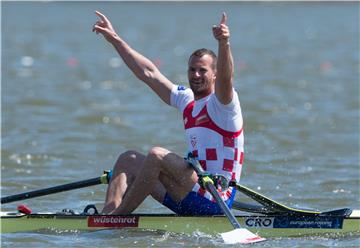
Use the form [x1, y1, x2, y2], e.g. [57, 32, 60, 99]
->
[190, 79, 203, 85]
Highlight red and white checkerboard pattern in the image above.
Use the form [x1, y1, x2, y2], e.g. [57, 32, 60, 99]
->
[183, 101, 244, 202]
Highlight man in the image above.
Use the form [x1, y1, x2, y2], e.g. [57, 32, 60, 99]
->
[93, 11, 244, 215]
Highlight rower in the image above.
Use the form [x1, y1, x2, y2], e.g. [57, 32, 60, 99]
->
[93, 11, 244, 217]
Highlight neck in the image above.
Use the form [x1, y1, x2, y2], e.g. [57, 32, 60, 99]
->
[194, 92, 211, 101]
[193, 87, 214, 100]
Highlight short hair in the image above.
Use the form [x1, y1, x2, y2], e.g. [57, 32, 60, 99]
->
[189, 48, 217, 70]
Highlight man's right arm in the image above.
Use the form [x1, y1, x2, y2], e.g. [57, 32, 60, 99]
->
[92, 11, 173, 105]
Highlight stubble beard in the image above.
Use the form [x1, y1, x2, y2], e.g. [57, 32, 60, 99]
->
[190, 79, 212, 99]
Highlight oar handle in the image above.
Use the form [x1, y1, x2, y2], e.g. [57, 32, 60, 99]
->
[186, 153, 204, 174]
[1, 170, 112, 204]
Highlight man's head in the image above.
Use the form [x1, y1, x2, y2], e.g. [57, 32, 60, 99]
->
[188, 48, 217, 99]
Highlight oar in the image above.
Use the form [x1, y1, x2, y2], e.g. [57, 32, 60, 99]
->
[231, 201, 276, 214]
[187, 156, 265, 244]
[1, 170, 112, 204]
[230, 182, 322, 216]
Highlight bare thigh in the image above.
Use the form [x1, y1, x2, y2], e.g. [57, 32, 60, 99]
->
[109, 149, 197, 205]
[155, 149, 198, 203]
[110, 150, 169, 203]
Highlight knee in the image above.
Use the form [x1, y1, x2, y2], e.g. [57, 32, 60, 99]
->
[114, 150, 142, 170]
[147, 147, 169, 163]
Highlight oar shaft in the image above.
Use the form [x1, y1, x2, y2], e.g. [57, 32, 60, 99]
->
[232, 201, 275, 214]
[231, 182, 321, 216]
[186, 155, 265, 244]
[187, 155, 241, 229]
[1, 172, 111, 204]
[203, 179, 241, 229]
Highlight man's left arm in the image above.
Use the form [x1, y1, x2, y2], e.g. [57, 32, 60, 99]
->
[212, 13, 234, 105]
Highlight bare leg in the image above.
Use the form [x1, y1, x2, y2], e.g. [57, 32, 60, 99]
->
[102, 149, 170, 214]
[112, 147, 197, 214]
[102, 150, 145, 214]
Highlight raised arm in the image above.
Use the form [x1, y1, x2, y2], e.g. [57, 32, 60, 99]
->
[92, 11, 173, 105]
[212, 13, 234, 105]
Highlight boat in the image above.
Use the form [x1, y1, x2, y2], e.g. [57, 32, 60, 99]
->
[1, 208, 359, 237]
[1, 170, 359, 240]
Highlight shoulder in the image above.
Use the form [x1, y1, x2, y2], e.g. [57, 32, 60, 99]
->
[170, 84, 194, 111]
[175, 85, 188, 92]
[207, 89, 243, 131]
[209, 88, 240, 111]
[172, 84, 193, 99]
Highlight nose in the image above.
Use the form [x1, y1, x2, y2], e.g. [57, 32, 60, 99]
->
[194, 70, 201, 78]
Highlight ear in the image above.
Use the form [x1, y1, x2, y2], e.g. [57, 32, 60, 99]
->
[213, 73, 217, 81]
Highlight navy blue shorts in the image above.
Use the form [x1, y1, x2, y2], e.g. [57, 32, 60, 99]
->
[162, 188, 236, 215]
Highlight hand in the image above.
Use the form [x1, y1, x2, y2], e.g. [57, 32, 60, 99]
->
[92, 11, 118, 43]
[212, 13, 230, 43]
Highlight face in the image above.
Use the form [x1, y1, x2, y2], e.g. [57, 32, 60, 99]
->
[188, 54, 216, 99]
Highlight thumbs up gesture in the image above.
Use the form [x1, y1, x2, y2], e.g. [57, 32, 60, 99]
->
[212, 13, 230, 42]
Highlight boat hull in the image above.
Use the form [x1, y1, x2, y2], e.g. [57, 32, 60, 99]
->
[1, 211, 359, 237]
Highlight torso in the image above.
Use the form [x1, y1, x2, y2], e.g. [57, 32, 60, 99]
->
[171, 85, 244, 201]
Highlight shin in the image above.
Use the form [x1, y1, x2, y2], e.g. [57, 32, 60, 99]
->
[102, 150, 145, 214]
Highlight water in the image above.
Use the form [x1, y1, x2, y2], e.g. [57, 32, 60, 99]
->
[1, 1, 359, 247]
